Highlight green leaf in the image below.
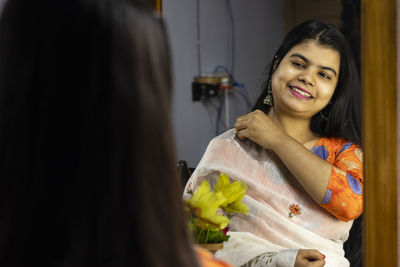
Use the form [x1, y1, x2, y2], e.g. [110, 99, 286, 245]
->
[205, 230, 230, 243]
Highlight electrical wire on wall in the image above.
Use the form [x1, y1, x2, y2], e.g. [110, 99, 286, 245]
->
[226, 0, 235, 76]
[193, 0, 251, 137]
[233, 82, 252, 110]
[216, 0, 236, 136]
[196, 0, 201, 76]
[213, 66, 251, 136]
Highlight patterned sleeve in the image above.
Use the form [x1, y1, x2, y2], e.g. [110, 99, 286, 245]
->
[316, 140, 363, 221]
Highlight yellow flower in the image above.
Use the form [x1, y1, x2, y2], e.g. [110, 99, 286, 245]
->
[185, 180, 230, 230]
[214, 173, 249, 215]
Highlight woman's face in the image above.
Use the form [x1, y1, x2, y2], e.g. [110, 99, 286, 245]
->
[271, 40, 340, 120]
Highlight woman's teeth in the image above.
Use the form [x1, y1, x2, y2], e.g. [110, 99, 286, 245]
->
[290, 86, 312, 98]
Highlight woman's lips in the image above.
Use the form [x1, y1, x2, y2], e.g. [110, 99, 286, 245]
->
[288, 86, 313, 100]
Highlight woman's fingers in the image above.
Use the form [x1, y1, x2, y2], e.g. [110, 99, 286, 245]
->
[295, 249, 326, 267]
[235, 113, 252, 140]
[235, 118, 251, 138]
[235, 109, 280, 149]
[300, 249, 324, 261]
[236, 128, 249, 140]
[235, 115, 249, 124]
[234, 119, 247, 130]
[235, 110, 266, 128]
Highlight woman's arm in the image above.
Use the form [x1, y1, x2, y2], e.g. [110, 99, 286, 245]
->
[235, 110, 363, 221]
[268, 133, 332, 204]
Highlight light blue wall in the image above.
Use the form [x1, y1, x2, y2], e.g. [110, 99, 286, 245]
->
[163, 0, 285, 167]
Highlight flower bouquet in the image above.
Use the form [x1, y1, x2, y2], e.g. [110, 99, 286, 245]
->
[185, 173, 249, 253]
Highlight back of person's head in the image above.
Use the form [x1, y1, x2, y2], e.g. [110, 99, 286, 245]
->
[0, 0, 199, 266]
[254, 20, 361, 146]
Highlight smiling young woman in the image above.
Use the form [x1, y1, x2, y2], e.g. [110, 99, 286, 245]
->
[184, 20, 362, 267]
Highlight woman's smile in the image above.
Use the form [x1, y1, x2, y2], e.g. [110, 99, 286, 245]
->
[288, 85, 313, 99]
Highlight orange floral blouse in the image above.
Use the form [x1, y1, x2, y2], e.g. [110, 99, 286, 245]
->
[311, 137, 363, 221]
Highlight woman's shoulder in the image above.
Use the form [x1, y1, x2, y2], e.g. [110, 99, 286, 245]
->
[315, 137, 353, 147]
[312, 136, 362, 163]
[314, 136, 360, 150]
[195, 247, 234, 267]
[209, 129, 245, 148]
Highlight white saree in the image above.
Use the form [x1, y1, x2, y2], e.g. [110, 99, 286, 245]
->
[184, 129, 352, 267]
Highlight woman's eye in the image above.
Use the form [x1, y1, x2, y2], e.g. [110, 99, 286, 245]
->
[292, 62, 305, 68]
[319, 72, 330, 80]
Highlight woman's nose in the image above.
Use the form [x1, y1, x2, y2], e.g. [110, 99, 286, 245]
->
[297, 70, 315, 86]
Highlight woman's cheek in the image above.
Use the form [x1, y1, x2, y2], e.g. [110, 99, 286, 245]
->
[319, 84, 336, 99]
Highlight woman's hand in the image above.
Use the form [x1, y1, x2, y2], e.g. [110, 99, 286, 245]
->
[294, 249, 325, 267]
[235, 110, 284, 150]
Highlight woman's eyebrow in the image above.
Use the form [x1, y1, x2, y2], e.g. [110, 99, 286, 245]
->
[289, 53, 337, 77]
[290, 53, 309, 63]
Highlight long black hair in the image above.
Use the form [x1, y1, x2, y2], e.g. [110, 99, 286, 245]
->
[0, 0, 199, 266]
[253, 20, 361, 146]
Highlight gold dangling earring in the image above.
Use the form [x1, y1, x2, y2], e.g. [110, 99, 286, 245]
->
[264, 55, 278, 106]
[263, 79, 273, 106]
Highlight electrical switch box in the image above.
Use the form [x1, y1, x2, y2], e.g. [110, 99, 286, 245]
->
[192, 74, 231, 101]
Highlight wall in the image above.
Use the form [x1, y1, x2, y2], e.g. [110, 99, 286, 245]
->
[163, 0, 285, 167]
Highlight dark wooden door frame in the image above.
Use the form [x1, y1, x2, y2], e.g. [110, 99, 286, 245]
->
[362, 0, 398, 266]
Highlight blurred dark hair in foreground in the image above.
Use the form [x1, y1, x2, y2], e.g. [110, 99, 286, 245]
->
[0, 0, 199, 266]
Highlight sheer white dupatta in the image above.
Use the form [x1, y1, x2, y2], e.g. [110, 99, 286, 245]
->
[184, 129, 351, 267]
